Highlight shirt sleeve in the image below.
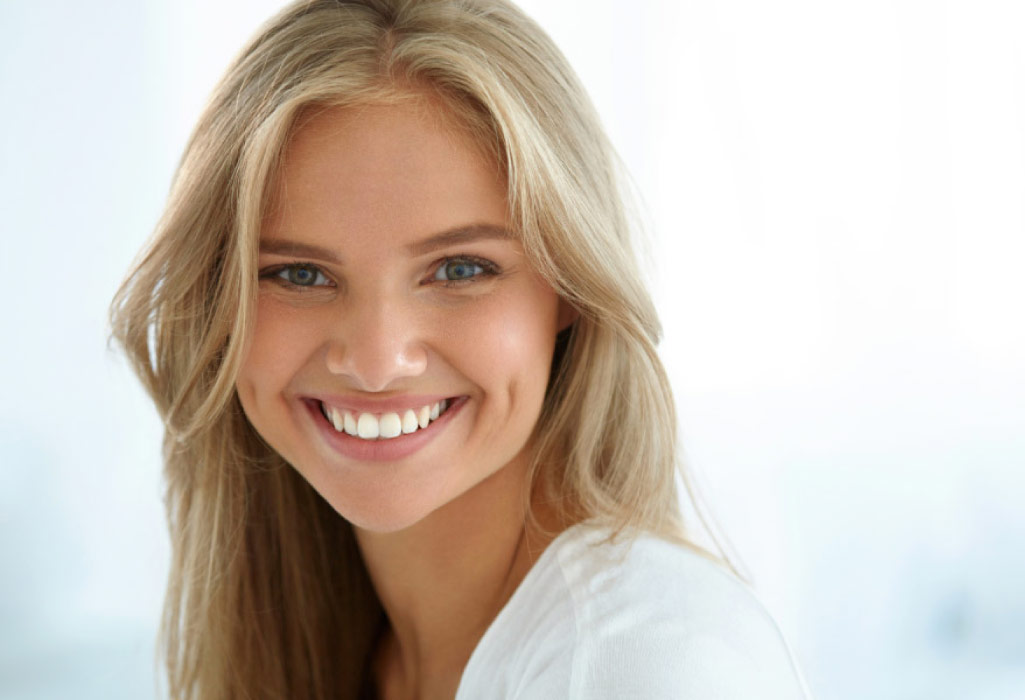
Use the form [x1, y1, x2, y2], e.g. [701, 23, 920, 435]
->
[570, 617, 813, 699]
[518, 537, 814, 700]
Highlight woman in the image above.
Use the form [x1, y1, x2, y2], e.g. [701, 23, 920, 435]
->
[110, 0, 813, 698]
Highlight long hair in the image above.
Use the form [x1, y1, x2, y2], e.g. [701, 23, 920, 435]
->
[110, 1, 740, 697]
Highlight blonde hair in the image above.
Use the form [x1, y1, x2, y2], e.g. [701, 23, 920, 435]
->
[110, 0, 740, 697]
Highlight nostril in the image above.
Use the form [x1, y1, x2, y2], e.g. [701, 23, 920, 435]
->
[321, 320, 429, 387]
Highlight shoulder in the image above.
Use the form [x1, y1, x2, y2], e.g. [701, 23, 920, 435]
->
[524, 524, 813, 699]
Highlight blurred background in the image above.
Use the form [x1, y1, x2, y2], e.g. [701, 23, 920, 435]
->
[1, 1, 1023, 698]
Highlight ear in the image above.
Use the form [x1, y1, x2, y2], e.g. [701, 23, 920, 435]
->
[557, 299, 580, 332]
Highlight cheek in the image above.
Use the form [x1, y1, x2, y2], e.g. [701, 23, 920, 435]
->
[237, 299, 317, 403]
[450, 284, 560, 398]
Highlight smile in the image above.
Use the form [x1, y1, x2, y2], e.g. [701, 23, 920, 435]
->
[318, 399, 451, 440]
[306, 395, 466, 463]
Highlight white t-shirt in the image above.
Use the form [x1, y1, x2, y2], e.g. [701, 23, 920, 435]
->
[455, 521, 814, 699]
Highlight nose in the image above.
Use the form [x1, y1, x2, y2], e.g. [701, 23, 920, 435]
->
[323, 295, 429, 392]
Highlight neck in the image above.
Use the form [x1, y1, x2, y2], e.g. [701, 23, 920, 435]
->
[354, 453, 565, 698]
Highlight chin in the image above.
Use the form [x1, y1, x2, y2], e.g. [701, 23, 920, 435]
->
[325, 485, 449, 535]
[345, 511, 427, 534]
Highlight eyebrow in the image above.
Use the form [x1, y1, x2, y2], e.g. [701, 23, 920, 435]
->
[259, 224, 514, 262]
[258, 240, 342, 263]
[405, 223, 514, 256]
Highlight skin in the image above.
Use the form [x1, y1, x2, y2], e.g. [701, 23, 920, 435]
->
[235, 95, 575, 698]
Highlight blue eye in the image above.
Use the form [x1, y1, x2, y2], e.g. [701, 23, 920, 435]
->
[434, 258, 486, 282]
[266, 264, 330, 288]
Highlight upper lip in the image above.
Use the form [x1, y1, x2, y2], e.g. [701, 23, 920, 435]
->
[307, 393, 457, 415]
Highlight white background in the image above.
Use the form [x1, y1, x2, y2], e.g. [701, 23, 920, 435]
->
[1, 1, 1023, 698]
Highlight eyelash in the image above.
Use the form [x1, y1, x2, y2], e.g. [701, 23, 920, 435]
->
[429, 255, 500, 287]
[259, 263, 333, 291]
[258, 255, 501, 292]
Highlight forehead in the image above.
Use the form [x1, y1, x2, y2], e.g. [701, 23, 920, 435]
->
[262, 97, 509, 251]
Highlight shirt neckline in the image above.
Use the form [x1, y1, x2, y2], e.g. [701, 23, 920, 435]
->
[456, 519, 599, 692]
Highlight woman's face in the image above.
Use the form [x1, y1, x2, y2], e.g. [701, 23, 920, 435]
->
[236, 97, 567, 533]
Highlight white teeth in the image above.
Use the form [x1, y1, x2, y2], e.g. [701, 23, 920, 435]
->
[379, 412, 402, 439]
[357, 413, 379, 439]
[322, 400, 454, 440]
[329, 406, 344, 432]
[402, 409, 419, 434]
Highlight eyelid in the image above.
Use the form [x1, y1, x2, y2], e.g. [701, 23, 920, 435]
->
[258, 255, 500, 291]
[428, 254, 500, 285]
[258, 262, 335, 290]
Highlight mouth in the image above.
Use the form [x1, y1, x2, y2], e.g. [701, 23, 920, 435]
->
[313, 397, 458, 441]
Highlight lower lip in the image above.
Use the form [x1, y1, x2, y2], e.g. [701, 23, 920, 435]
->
[304, 397, 467, 462]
